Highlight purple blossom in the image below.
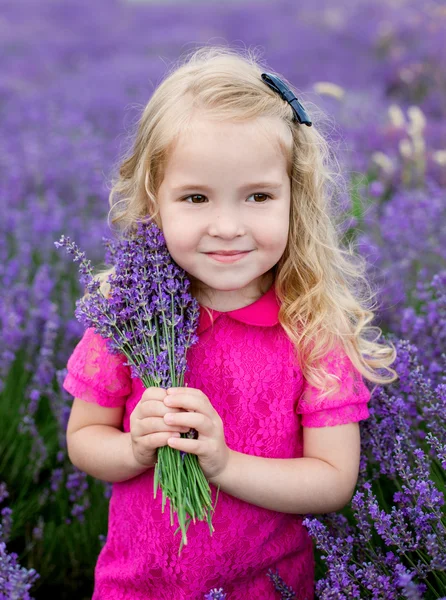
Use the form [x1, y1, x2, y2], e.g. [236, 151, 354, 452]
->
[0, 508, 13, 544]
[55, 219, 213, 551]
[0, 543, 39, 600]
[266, 568, 297, 599]
[55, 221, 200, 390]
[0, 485, 8, 506]
[32, 517, 44, 542]
[50, 468, 63, 492]
[204, 588, 227, 600]
[394, 564, 427, 600]
[304, 337, 446, 598]
[65, 468, 90, 524]
[0, 486, 40, 598]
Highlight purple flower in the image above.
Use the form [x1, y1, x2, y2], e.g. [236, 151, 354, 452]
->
[204, 588, 226, 600]
[0, 542, 40, 600]
[266, 568, 297, 599]
[303, 336, 446, 598]
[369, 180, 385, 197]
[55, 220, 200, 390]
[0, 488, 40, 598]
[0, 484, 8, 506]
[55, 219, 213, 552]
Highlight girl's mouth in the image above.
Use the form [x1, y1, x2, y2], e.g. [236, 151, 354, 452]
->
[205, 251, 252, 263]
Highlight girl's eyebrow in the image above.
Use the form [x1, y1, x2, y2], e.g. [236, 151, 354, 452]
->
[171, 181, 283, 192]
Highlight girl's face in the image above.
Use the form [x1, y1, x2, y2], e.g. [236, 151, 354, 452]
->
[157, 115, 291, 311]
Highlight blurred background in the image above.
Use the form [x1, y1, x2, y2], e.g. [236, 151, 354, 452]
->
[0, 0, 445, 598]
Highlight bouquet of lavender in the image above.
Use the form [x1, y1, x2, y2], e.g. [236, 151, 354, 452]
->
[55, 219, 218, 553]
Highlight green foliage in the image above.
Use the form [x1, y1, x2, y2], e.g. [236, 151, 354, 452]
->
[0, 351, 109, 598]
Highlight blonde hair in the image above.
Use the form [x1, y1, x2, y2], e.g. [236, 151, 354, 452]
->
[85, 44, 398, 399]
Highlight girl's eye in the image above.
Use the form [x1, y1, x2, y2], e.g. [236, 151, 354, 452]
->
[249, 193, 271, 203]
[183, 194, 207, 204]
[181, 193, 271, 204]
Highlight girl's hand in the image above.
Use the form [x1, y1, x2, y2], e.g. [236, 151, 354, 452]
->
[163, 387, 230, 480]
[129, 387, 192, 468]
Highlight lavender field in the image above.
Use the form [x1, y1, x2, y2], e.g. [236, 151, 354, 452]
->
[0, 0, 445, 598]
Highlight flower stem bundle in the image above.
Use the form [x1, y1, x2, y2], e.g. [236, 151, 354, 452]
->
[55, 219, 218, 553]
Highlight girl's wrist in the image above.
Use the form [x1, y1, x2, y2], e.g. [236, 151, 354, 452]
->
[208, 448, 234, 487]
[124, 432, 155, 477]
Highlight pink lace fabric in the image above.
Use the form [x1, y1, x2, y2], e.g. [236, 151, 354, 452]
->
[63, 285, 371, 599]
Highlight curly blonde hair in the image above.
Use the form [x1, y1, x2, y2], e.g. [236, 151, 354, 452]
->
[86, 44, 398, 399]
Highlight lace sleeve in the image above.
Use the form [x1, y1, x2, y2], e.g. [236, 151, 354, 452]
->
[62, 327, 132, 407]
[296, 345, 371, 427]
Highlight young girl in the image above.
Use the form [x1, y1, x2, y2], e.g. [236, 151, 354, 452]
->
[62, 46, 398, 599]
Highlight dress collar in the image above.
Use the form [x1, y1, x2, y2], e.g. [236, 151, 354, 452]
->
[197, 284, 280, 334]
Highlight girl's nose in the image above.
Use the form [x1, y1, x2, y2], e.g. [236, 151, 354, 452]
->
[207, 207, 246, 238]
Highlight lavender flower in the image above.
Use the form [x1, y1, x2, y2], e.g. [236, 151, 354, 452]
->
[0, 543, 40, 600]
[303, 337, 446, 598]
[204, 588, 227, 600]
[266, 568, 297, 599]
[55, 219, 216, 552]
[0, 484, 40, 599]
[0, 484, 8, 505]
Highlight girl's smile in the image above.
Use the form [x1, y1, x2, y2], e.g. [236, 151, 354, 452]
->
[204, 250, 253, 263]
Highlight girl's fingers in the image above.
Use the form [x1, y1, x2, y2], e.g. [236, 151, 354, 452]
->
[163, 392, 213, 418]
[148, 431, 182, 449]
[163, 410, 209, 435]
[140, 398, 185, 418]
[139, 416, 189, 434]
[167, 435, 201, 454]
[167, 387, 201, 395]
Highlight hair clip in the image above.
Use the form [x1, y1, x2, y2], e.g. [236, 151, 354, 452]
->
[261, 72, 312, 127]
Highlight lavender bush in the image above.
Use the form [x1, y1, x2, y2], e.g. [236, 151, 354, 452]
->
[55, 220, 217, 552]
[1, 0, 446, 597]
[304, 333, 446, 599]
[0, 483, 40, 600]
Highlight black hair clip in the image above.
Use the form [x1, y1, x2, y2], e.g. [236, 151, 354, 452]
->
[261, 72, 312, 127]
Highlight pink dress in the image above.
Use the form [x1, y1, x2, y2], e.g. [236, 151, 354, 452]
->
[63, 284, 371, 600]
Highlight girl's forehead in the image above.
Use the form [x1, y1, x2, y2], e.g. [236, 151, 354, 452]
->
[179, 113, 290, 141]
[166, 115, 292, 166]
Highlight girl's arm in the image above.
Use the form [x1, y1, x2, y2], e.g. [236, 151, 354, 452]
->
[67, 397, 150, 482]
[208, 422, 361, 514]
